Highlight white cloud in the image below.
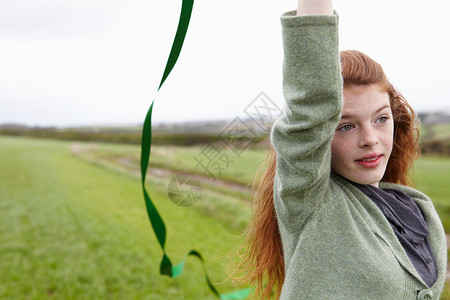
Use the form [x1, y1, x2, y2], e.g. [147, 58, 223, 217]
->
[0, 0, 118, 38]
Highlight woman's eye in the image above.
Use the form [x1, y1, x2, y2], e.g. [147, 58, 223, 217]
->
[339, 124, 353, 131]
[377, 116, 388, 123]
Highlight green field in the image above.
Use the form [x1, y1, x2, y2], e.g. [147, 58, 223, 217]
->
[0, 137, 249, 299]
[420, 123, 450, 141]
[1, 136, 450, 299]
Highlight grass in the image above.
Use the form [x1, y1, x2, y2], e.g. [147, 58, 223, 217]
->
[429, 123, 450, 140]
[72, 143, 254, 231]
[0, 136, 249, 299]
[413, 156, 450, 232]
[2, 136, 450, 299]
[419, 123, 450, 141]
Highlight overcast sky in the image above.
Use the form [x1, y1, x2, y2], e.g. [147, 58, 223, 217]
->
[1, 0, 449, 127]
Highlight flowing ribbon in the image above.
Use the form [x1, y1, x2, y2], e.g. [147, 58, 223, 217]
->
[140, 1, 251, 298]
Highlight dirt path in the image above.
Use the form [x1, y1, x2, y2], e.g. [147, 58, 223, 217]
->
[71, 143, 252, 195]
[148, 166, 252, 194]
[71, 143, 252, 194]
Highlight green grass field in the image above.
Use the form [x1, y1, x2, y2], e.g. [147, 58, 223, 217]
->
[1, 136, 450, 299]
[0, 136, 249, 299]
[421, 123, 450, 140]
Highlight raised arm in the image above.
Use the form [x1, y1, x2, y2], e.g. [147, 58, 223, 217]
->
[297, 0, 333, 16]
[271, 1, 341, 233]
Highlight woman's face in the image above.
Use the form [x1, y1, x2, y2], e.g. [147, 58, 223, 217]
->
[331, 84, 394, 187]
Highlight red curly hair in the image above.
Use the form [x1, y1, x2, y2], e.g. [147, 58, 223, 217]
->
[233, 50, 420, 299]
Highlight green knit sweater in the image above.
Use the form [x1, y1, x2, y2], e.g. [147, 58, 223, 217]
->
[271, 11, 447, 299]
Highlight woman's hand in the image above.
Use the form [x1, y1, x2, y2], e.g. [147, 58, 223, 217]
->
[297, 0, 333, 16]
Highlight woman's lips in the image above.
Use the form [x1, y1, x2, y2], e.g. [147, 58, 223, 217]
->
[355, 154, 383, 168]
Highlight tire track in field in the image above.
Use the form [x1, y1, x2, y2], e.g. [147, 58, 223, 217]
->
[71, 143, 252, 196]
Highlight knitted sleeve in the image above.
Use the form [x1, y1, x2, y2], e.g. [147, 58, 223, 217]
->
[271, 11, 342, 232]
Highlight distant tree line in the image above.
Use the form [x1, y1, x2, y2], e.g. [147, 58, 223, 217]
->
[420, 139, 450, 156]
[0, 126, 267, 148]
[1, 123, 449, 155]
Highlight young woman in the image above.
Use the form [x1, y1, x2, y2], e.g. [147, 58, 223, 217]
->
[235, 0, 447, 299]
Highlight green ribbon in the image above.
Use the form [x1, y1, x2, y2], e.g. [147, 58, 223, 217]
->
[140, 0, 251, 298]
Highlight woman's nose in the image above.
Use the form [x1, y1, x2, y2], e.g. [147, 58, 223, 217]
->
[359, 126, 379, 148]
